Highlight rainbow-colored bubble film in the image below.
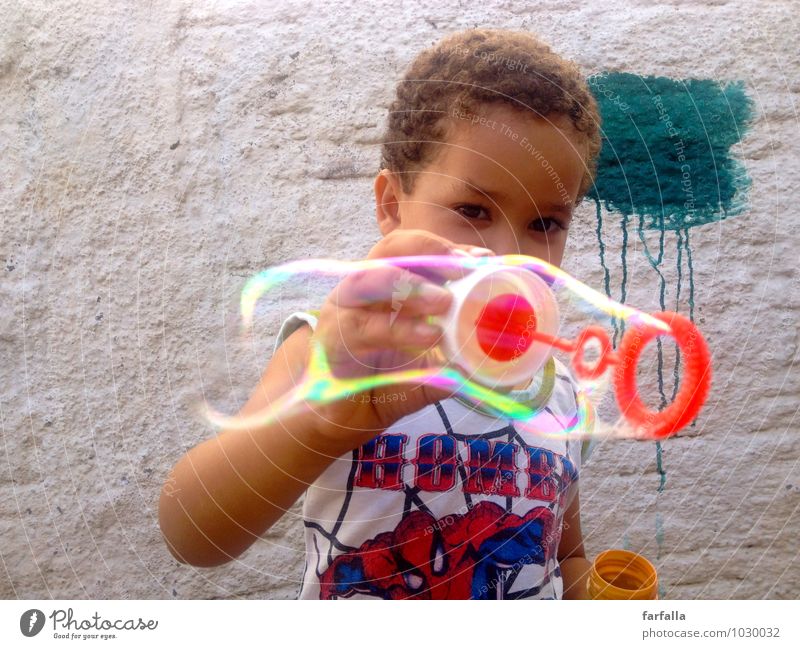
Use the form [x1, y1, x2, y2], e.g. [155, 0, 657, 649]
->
[198, 254, 711, 441]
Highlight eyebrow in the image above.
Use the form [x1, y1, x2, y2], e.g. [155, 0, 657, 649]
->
[457, 177, 574, 214]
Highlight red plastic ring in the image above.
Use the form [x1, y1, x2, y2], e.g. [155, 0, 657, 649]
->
[614, 311, 712, 439]
[571, 326, 613, 381]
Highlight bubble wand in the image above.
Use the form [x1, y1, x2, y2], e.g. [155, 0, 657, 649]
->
[199, 254, 712, 441]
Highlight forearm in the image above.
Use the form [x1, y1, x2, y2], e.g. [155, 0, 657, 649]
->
[158, 410, 349, 567]
[561, 556, 592, 599]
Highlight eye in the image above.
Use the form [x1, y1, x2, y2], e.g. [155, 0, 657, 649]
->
[529, 217, 567, 234]
[453, 203, 491, 221]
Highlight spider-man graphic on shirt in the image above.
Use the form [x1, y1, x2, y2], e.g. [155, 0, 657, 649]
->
[319, 500, 558, 600]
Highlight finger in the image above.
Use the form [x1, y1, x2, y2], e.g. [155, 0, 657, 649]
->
[372, 229, 495, 284]
[322, 307, 444, 357]
[393, 353, 467, 404]
[384, 269, 455, 319]
[356, 309, 444, 352]
[420, 246, 494, 284]
[376, 228, 494, 259]
[330, 264, 452, 311]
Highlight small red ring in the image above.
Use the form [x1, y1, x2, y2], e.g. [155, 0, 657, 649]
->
[571, 326, 613, 381]
[614, 311, 712, 439]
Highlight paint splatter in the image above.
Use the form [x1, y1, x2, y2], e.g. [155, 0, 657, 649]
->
[587, 72, 753, 586]
[587, 72, 754, 229]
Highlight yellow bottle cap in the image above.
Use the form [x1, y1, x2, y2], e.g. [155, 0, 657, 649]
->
[588, 549, 658, 600]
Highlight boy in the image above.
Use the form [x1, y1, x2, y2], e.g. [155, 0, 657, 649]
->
[159, 27, 602, 599]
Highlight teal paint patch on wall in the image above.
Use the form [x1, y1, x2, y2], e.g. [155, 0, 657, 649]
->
[583, 73, 755, 562]
[587, 72, 754, 230]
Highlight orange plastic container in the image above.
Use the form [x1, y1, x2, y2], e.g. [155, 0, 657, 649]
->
[587, 549, 658, 600]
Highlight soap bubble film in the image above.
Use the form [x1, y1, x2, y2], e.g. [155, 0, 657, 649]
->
[199, 254, 711, 441]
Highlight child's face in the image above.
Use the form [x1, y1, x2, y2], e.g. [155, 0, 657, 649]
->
[375, 105, 589, 267]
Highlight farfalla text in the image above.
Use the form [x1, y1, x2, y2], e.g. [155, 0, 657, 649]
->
[642, 611, 686, 621]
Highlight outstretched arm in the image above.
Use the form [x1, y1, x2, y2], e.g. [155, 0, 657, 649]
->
[158, 325, 349, 567]
[558, 485, 592, 599]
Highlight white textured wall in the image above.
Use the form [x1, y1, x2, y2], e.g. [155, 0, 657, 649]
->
[2, 0, 798, 599]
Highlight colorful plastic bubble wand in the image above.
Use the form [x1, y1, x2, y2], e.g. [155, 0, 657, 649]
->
[199, 254, 712, 441]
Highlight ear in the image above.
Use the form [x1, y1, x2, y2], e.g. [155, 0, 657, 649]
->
[374, 169, 403, 236]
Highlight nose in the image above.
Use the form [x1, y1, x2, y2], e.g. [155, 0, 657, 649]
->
[480, 225, 522, 257]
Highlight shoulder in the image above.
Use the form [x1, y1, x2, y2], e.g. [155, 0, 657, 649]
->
[548, 357, 581, 413]
[549, 357, 596, 469]
[273, 310, 319, 356]
[265, 311, 318, 389]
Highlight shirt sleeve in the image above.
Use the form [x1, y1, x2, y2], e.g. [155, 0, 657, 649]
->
[272, 310, 319, 356]
[551, 356, 595, 475]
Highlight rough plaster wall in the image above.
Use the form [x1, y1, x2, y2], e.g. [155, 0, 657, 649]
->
[1, 0, 798, 599]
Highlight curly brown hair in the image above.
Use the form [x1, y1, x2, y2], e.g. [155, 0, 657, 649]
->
[379, 28, 601, 200]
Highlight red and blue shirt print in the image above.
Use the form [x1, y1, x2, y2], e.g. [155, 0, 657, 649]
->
[273, 311, 584, 600]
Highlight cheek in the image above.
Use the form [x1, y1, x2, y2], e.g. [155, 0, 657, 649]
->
[399, 203, 458, 235]
[399, 199, 436, 224]
[525, 235, 568, 264]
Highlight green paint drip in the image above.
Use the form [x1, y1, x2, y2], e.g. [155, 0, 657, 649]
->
[620, 213, 629, 300]
[656, 440, 667, 493]
[643, 215, 668, 411]
[587, 72, 754, 230]
[614, 213, 630, 347]
[586, 73, 749, 589]
[594, 198, 619, 341]
[685, 228, 698, 429]
[595, 199, 612, 299]
[675, 230, 683, 309]
[655, 512, 666, 598]
[655, 512, 665, 559]
[684, 228, 695, 321]
[672, 231, 683, 401]
[652, 230, 668, 491]
[637, 206, 669, 554]
[638, 213, 666, 283]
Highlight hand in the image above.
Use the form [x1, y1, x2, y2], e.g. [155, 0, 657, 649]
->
[305, 229, 493, 454]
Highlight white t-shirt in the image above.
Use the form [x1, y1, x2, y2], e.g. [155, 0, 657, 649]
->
[273, 311, 591, 600]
